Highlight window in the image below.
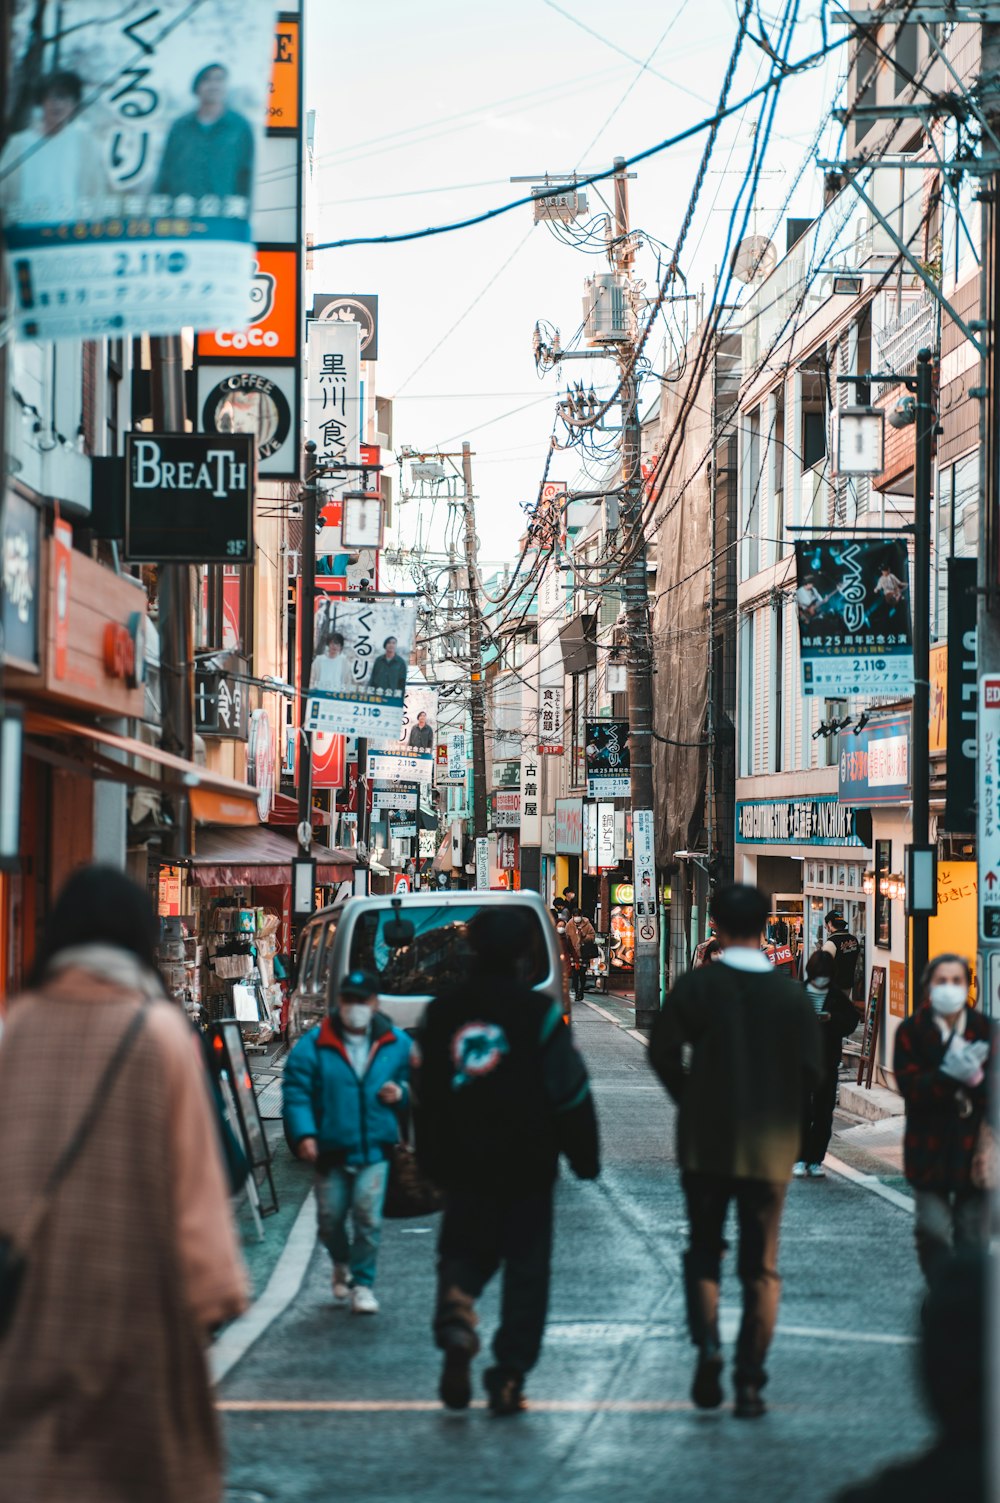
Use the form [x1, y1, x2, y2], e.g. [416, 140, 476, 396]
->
[854, 37, 878, 143]
[743, 408, 761, 576]
[875, 838, 892, 948]
[739, 612, 755, 776]
[894, 24, 918, 95]
[799, 359, 828, 472]
[771, 604, 784, 772]
[772, 390, 785, 556]
[348, 902, 549, 995]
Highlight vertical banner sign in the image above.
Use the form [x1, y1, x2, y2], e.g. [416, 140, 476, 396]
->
[307, 320, 361, 501]
[585, 719, 631, 797]
[794, 538, 914, 698]
[3, 1, 275, 342]
[52, 518, 73, 681]
[585, 802, 598, 872]
[944, 557, 977, 832]
[306, 597, 415, 738]
[538, 685, 564, 754]
[555, 797, 583, 854]
[633, 809, 658, 946]
[451, 820, 464, 868]
[520, 753, 542, 846]
[597, 803, 616, 868]
[979, 676, 1000, 942]
[475, 837, 490, 891]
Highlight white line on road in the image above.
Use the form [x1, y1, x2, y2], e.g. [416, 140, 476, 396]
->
[212, 1191, 317, 1385]
[581, 999, 626, 1026]
[218, 1399, 706, 1413]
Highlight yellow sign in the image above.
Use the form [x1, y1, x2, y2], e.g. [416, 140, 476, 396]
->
[268, 17, 300, 133]
[889, 959, 907, 1018]
[928, 860, 978, 1002]
[929, 643, 947, 755]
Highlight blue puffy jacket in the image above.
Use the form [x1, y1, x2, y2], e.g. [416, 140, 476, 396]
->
[282, 1012, 412, 1168]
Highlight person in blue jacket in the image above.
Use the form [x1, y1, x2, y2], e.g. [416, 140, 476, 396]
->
[283, 970, 412, 1315]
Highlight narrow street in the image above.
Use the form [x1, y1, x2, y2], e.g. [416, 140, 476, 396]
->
[219, 1007, 932, 1503]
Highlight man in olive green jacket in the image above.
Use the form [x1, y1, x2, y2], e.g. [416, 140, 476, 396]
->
[650, 883, 821, 1420]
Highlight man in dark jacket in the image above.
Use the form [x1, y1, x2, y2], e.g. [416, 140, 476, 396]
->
[822, 909, 861, 995]
[414, 907, 600, 1415]
[650, 883, 821, 1419]
[795, 949, 860, 1178]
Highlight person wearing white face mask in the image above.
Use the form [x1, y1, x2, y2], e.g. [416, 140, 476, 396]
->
[893, 954, 996, 1282]
[283, 970, 412, 1314]
[793, 949, 860, 1178]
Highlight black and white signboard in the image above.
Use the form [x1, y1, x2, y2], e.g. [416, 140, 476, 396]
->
[195, 653, 249, 738]
[198, 364, 299, 480]
[124, 433, 254, 563]
[794, 538, 914, 699]
[311, 292, 379, 360]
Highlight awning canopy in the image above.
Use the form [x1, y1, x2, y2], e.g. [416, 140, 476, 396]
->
[186, 825, 356, 887]
[25, 711, 258, 827]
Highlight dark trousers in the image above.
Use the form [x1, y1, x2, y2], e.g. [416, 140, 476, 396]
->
[434, 1188, 553, 1377]
[681, 1171, 787, 1389]
[801, 1061, 839, 1164]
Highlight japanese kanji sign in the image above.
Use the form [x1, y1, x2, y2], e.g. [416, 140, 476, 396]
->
[978, 676, 1000, 942]
[520, 755, 541, 845]
[585, 719, 631, 798]
[3, 0, 275, 341]
[195, 654, 249, 739]
[794, 538, 914, 699]
[538, 685, 564, 755]
[307, 319, 361, 495]
[306, 597, 416, 739]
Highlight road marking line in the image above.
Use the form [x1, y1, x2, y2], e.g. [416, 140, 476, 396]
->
[218, 1399, 701, 1413]
[625, 1028, 650, 1047]
[581, 999, 626, 1027]
[212, 1191, 317, 1385]
[824, 1154, 914, 1214]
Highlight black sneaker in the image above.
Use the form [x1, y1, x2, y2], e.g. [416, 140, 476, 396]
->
[439, 1346, 473, 1411]
[733, 1384, 767, 1419]
[484, 1365, 526, 1416]
[691, 1344, 724, 1409]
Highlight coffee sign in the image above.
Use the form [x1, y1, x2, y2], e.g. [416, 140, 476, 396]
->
[124, 433, 254, 564]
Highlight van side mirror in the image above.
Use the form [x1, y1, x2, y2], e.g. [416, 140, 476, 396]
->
[384, 896, 414, 950]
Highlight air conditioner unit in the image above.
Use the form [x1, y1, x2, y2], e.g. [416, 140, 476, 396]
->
[583, 274, 630, 344]
[533, 188, 589, 224]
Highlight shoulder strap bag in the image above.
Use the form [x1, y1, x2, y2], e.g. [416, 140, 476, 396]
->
[0, 1004, 147, 1340]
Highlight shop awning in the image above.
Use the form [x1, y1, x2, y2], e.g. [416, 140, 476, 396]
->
[186, 825, 357, 887]
[25, 711, 259, 827]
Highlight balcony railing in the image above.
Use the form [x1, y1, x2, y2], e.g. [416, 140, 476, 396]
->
[873, 293, 936, 398]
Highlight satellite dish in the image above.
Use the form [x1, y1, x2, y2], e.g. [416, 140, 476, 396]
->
[731, 235, 777, 285]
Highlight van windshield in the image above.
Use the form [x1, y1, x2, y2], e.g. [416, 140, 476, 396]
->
[348, 903, 549, 995]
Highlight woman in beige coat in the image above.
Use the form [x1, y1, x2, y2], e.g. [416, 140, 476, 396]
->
[0, 867, 249, 1503]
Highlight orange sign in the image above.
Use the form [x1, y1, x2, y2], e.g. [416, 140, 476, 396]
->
[52, 518, 72, 681]
[268, 16, 300, 132]
[889, 959, 907, 1018]
[929, 643, 947, 755]
[197, 248, 299, 361]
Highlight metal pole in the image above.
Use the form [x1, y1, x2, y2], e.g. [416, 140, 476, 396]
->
[909, 348, 933, 1001]
[612, 155, 658, 1029]
[296, 442, 318, 895]
[149, 335, 193, 858]
[462, 442, 488, 842]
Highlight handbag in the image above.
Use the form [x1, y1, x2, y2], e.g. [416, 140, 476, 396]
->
[971, 1119, 1000, 1192]
[382, 1102, 445, 1219]
[0, 1005, 147, 1341]
[580, 940, 599, 963]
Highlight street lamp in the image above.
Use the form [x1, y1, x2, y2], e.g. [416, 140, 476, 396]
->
[835, 406, 885, 476]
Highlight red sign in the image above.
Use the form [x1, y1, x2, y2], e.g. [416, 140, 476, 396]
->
[393, 875, 411, 895]
[53, 518, 72, 681]
[312, 730, 346, 790]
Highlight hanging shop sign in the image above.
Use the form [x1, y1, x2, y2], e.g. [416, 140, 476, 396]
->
[341, 495, 385, 551]
[246, 708, 274, 822]
[979, 676, 1000, 941]
[196, 247, 299, 361]
[584, 801, 598, 872]
[372, 781, 418, 814]
[435, 732, 467, 784]
[610, 882, 634, 905]
[195, 653, 249, 739]
[312, 730, 345, 791]
[520, 753, 542, 846]
[306, 598, 417, 739]
[944, 557, 977, 833]
[198, 365, 298, 480]
[555, 796, 583, 854]
[268, 15, 301, 134]
[475, 836, 490, 891]
[736, 796, 866, 847]
[366, 748, 434, 785]
[597, 802, 616, 868]
[2, 489, 41, 672]
[497, 832, 518, 871]
[930, 643, 947, 755]
[374, 683, 438, 754]
[585, 718, 630, 797]
[492, 791, 521, 830]
[307, 320, 361, 491]
[794, 538, 914, 698]
[311, 293, 379, 361]
[124, 433, 254, 563]
[633, 809, 658, 945]
[837, 712, 909, 805]
[3, 0, 275, 343]
[538, 685, 564, 755]
[31, 542, 148, 717]
[389, 810, 417, 841]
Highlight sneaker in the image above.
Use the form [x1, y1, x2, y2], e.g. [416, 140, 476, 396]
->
[439, 1346, 474, 1411]
[484, 1365, 526, 1416]
[792, 1162, 808, 1178]
[351, 1285, 379, 1315]
[733, 1384, 767, 1419]
[332, 1264, 352, 1306]
[691, 1344, 724, 1410]
[807, 1163, 826, 1178]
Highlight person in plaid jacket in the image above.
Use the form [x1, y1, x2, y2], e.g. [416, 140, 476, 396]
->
[893, 953, 995, 1282]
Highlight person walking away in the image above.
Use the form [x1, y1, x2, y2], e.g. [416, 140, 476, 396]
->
[893, 954, 994, 1283]
[794, 950, 860, 1179]
[649, 883, 821, 1419]
[822, 909, 860, 996]
[415, 908, 600, 1415]
[0, 867, 248, 1503]
[571, 909, 597, 1001]
[283, 970, 411, 1313]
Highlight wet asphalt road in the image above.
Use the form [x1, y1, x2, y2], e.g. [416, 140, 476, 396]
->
[219, 1005, 932, 1503]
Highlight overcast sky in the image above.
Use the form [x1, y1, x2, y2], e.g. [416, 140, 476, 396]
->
[306, 0, 846, 562]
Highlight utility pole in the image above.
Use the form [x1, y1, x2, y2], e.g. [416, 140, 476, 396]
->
[611, 156, 659, 1031]
[908, 348, 935, 997]
[462, 441, 488, 845]
[150, 335, 193, 858]
[295, 440, 318, 931]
